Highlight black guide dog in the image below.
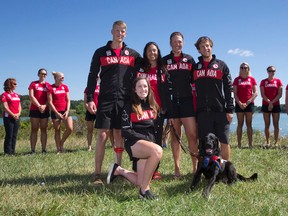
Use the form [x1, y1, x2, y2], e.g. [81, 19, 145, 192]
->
[190, 133, 258, 198]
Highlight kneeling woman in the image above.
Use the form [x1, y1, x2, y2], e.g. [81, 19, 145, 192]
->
[107, 77, 163, 200]
[48, 72, 73, 153]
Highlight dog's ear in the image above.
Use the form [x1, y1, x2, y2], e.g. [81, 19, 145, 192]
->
[213, 134, 220, 156]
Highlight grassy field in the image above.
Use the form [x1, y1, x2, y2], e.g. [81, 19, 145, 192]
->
[0, 128, 287, 216]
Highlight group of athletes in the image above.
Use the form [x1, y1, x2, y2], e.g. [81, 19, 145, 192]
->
[2, 20, 285, 200]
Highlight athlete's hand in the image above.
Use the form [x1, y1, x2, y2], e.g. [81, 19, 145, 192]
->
[87, 101, 97, 114]
[226, 113, 233, 124]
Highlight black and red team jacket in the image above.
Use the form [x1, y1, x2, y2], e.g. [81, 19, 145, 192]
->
[193, 55, 234, 113]
[86, 41, 141, 102]
[121, 101, 156, 145]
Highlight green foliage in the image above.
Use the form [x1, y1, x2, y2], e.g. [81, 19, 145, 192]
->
[0, 132, 287, 215]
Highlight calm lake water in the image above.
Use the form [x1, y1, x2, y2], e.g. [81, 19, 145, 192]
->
[1, 114, 288, 136]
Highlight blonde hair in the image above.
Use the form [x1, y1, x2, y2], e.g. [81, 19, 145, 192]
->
[112, 20, 127, 29]
[239, 62, 251, 76]
[52, 71, 64, 79]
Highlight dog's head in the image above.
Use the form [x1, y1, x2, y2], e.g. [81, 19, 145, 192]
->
[199, 133, 220, 156]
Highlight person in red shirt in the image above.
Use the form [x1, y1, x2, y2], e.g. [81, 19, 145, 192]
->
[260, 65, 283, 147]
[233, 63, 258, 148]
[1, 78, 21, 155]
[48, 72, 73, 153]
[28, 68, 51, 154]
[84, 84, 99, 151]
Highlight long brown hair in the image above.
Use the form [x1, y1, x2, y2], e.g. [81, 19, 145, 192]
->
[131, 77, 159, 118]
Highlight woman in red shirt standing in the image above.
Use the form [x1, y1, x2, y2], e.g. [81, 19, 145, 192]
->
[260, 66, 283, 147]
[48, 72, 73, 153]
[28, 68, 50, 154]
[1, 78, 21, 155]
[233, 63, 258, 148]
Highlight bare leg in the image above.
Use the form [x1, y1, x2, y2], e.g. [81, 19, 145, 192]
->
[59, 116, 73, 152]
[86, 120, 94, 151]
[113, 129, 123, 166]
[272, 113, 280, 145]
[221, 143, 230, 161]
[94, 129, 109, 175]
[245, 112, 253, 147]
[263, 113, 271, 145]
[181, 117, 198, 174]
[30, 117, 40, 152]
[52, 119, 61, 153]
[236, 113, 244, 148]
[170, 119, 182, 177]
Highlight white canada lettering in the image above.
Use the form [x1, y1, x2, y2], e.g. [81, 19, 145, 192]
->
[167, 64, 178, 70]
[179, 63, 189, 70]
[119, 56, 130, 64]
[54, 90, 66, 94]
[207, 69, 217, 77]
[265, 83, 277, 88]
[107, 56, 118, 64]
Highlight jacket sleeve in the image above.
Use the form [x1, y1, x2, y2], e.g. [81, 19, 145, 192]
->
[86, 50, 101, 102]
[121, 105, 150, 141]
[222, 63, 234, 113]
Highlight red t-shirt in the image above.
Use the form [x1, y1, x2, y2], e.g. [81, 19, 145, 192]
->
[1, 92, 21, 117]
[136, 66, 165, 108]
[48, 84, 69, 111]
[84, 85, 100, 108]
[28, 81, 50, 110]
[233, 76, 257, 103]
[260, 78, 283, 106]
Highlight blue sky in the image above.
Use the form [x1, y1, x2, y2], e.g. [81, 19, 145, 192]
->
[1, 0, 288, 106]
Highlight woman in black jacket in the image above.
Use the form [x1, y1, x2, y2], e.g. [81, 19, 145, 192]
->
[106, 77, 162, 200]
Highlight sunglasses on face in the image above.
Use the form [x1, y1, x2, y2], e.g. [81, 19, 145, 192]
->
[40, 73, 47, 76]
[240, 67, 248, 70]
[13, 83, 17, 86]
[268, 70, 276, 73]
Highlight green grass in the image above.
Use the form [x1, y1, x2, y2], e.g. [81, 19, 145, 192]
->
[0, 130, 287, 216]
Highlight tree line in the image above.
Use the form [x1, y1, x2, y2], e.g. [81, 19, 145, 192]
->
[0, 95, 286, 118]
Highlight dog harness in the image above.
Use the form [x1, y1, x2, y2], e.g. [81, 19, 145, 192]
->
[203, 155, 226, 172]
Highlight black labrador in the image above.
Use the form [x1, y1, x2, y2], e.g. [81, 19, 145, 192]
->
[190, 133, 258, 198]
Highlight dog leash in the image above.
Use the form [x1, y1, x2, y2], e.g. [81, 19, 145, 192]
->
[170, 124, 199, 159]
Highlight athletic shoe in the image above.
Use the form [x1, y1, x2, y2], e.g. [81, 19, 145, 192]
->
[92, 173, 104, 185]
[107, 163, 119, 184]
[42, 150, 47, 155]
[139, 189, 158, 200]
[152, 171, 162, 180]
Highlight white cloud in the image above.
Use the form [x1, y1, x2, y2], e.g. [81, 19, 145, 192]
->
[227, 48, 254, 57]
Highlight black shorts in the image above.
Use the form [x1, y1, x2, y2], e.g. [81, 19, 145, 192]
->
[29, 110, 50, 119]
[235, 103, 254, 113]
[85, 110, 96, 121]
[170, 97, 195, 118]
[197, 112, 230, 144]
[261, 105, 281, 113]
[50, 110, 70, 119]
[95, 99, 127, 129]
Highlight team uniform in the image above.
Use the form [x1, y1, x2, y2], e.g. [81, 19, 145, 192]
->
[48, 83, 70, 119]
[260, 78, 282, 113]
[121, 101, 157, 167]
[1, 91, 21, 154]
[233, 76, 257, 112]
[135, 65, 171, 146]
[84, 85, 100, 121]
[28, 80, 50, 118]
[193, 55, 234, 144]
[162, 52, 195, 118]
[86, 41, 141, 129]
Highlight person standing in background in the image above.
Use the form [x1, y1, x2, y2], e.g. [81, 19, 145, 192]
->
[86, 20, 141, 184]
[233, 62, 258, 148]
[28, 68, 50, 154]
[48, 72, 73, 154]
[260, 66, 282, 147]
[1, 78, 21, 155]
[193, 36, 234, 161]
[163, 32, 198, 178]
[84, 84, 100, 151]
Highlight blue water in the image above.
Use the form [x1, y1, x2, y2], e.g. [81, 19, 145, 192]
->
[1, 114, 287, 136]
[230, 113, 288, 136]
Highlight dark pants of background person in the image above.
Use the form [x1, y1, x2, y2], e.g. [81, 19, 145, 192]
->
[3, 117, 20, 155]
